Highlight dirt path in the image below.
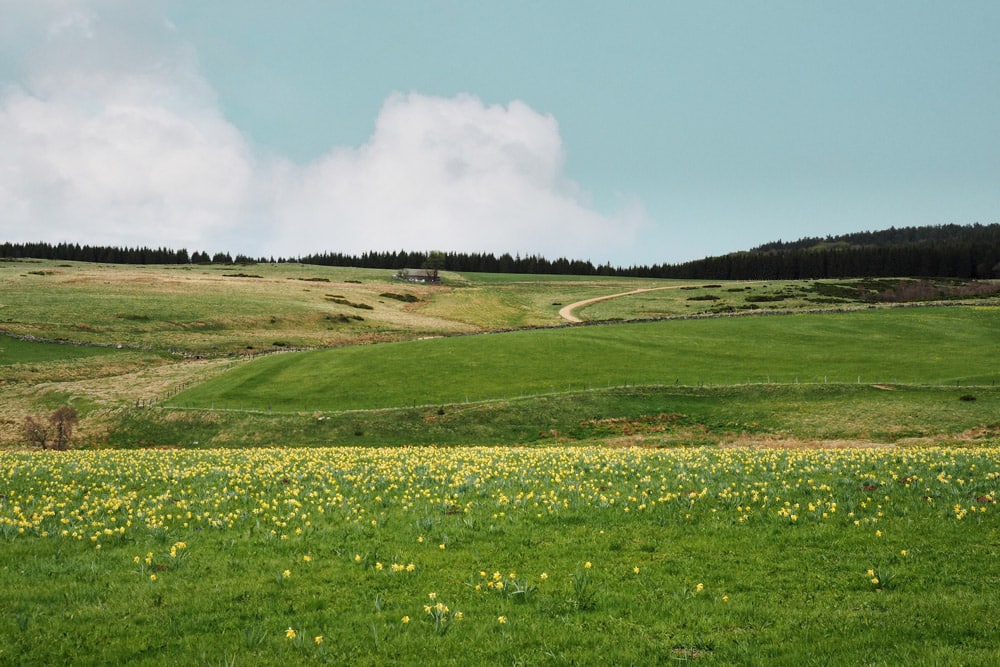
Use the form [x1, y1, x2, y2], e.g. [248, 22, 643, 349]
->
[558, 285, 700, 322]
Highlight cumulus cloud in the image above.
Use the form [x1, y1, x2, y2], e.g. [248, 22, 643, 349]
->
[1, 2, 647, 261]
[0, 3, 255, 251]
[267, 93, 647, 260]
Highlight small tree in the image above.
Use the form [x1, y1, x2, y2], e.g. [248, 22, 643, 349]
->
[23, 415, 51, 449]
[23, 406, 78, 450]
[422, 250, 446, 281]
[50, 406, 78, 450]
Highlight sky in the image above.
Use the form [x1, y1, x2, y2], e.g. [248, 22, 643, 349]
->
[1, 1, 998, 267]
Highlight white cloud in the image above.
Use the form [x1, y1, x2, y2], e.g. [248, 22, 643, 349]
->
[0, 3, 648, 262]
[268, 92, 648, 261]
[0, 2, 255, 251]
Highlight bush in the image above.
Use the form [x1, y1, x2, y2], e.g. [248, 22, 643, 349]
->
[23, 406, 78, 450]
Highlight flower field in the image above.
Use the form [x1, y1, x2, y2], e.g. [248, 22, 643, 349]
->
[2, 445, 999, 665]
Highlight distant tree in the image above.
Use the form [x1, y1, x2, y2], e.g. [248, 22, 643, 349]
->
[422, 250, 446, 281]
[50, 406, 78, 450]
[23, 406, 78, 450]
[23, 415, 51, 449]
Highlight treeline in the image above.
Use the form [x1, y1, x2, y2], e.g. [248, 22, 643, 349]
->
[3, 223, 999, 279]
[0, 242, 258, 265]
[296, 250, 613, 276]
[644, 223, 1000, 280]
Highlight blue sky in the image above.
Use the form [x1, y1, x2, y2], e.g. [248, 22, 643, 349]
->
[1, 1, 997, 266]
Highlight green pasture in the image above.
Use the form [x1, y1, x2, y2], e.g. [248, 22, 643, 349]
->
[12, 259, 970, 355]
[2, 446, 999, 666]
[0, 334, 121, 366]
[167, 306, 1000, 413]
[111, 384, 1000, 448]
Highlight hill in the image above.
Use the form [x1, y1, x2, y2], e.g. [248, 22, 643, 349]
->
[652, 223, 1000, 281]
[4, 222, 999, 280]
[2, 258, 998, 449]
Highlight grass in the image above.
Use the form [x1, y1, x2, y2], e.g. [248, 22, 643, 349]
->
[166, 306, 1000, 413]
[2, 446, 998, 665]
[110, 384, 1000, 449]
[0, 335, 123, 366]
[3, 260, 1000, 664]
[0, 260, 678, 353]
[0, 260, 469, 353]
[11, 261, 983, 355]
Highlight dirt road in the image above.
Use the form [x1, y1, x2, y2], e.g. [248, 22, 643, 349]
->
[558, 285, 697, 322]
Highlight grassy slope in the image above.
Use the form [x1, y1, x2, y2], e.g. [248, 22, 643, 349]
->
[109, 385, 1000, 449]
[0, 260, 676, 353]
[3, 258, 999, 448]
[4, 261, 1000, 664]
[167, 306, 1000, 412]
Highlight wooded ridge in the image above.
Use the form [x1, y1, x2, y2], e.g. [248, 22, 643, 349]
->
[3, 222, 998, 279]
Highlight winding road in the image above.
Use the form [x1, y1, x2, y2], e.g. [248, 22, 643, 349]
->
[558, 285, 701, 323]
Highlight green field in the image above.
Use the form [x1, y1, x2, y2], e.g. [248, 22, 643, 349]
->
[167, 306, 1000, 412]
[108, 384, 1000, 449]
[3, 259, 1000, 665]
[2, 446, 998, 665]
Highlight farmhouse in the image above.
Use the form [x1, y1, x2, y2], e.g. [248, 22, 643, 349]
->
[394, 268, 441, 283]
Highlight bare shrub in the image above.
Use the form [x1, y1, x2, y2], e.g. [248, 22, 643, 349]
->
[23, 406, 78, 450]
[50, 406, 78, 450]
[23, 415, 51, 449]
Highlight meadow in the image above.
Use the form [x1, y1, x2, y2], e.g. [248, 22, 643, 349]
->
[166, 306, 1000, 413]
[2, 446, 998, 665]
[2, 259, 1000, 664]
